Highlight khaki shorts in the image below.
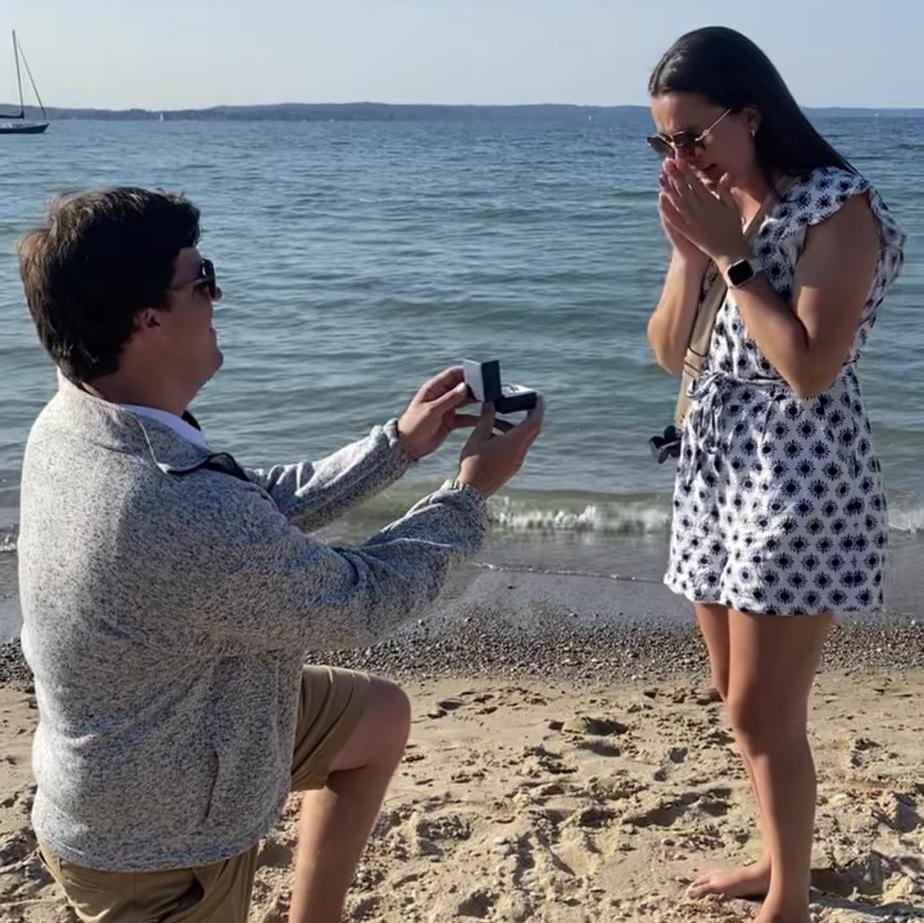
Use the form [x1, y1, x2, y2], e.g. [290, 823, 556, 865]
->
[39, 665, 370, 923]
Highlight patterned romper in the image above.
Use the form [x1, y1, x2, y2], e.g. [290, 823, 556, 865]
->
[665, 166, 905, 615]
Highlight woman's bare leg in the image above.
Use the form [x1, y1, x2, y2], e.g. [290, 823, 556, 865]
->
[687, 603, 772, 901]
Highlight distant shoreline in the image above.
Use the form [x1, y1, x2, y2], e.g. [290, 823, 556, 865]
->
[4, 102, 924, 122]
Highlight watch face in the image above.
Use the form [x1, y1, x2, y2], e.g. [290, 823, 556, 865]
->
[728, 260, 755, 287]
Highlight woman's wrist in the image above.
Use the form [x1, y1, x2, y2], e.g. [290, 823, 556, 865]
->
[670, 249, 709, 274]
[712, 237, 752, 274]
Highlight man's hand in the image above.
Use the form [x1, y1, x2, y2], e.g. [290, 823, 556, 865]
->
[457, 397, 544, 497]
[397, 366, 479, 462]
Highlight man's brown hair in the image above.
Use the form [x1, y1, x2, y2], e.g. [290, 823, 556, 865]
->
[19, 188, 201, 381]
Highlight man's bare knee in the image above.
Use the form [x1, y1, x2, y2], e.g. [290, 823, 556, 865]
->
[371, 679, 411, 758]
[329, 678, 410, 774]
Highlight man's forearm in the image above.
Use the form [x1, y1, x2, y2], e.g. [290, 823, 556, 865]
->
[245, 420, 411, 531]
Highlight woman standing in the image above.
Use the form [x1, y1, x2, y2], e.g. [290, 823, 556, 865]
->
[646, 27, 904, 923]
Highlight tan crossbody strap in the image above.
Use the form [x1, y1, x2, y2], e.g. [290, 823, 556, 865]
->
[673, 177, 798, 427]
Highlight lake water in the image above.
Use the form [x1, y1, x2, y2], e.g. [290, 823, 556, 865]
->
[1, 111, 922, 637]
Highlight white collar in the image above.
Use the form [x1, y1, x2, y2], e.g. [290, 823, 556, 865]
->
[119, 404, 210, 451]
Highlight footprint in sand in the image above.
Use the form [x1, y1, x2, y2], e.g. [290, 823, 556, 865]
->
[809, 850, 908, 898]
[577, 739, 621, 757]
[622, 801, 690, 829]
[495, 891, 534, 923]
[451, 768, 487, 783]
[0, 843, 53, 903]
[873, 791, 921, 833]
[573, 716, 630, 736]
[437, 698, 465, 711]
[621, 787, 730, 829]
[349, 894, 381, 920]
[652, 746, 689, 781]
[0, 827, 38, 867]
[697, 787, 733, 817]
[520, 745, 577, 776]
[256, 839, 294, 870]
[373, 804, 416, 839]
[353, 861, 387, 890]
[692, 687, 723, 706]
[255, 893, 291, 923]
[572, 805, 617, 830]
[848, 735, 881, 769]
[455, 689, 499, 713]
[456, 887, 496, 918]
[701, 727, 735, 746]
[415, 813, 473, 844]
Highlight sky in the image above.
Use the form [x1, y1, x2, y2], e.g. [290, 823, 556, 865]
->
[3, 0, 922, 111]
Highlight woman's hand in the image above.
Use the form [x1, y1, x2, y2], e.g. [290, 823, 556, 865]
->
[659, 160, 749, 268]
[658, 162, 710, 268]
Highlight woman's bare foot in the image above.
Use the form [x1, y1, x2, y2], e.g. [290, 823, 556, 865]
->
[687, 857, 771, 900]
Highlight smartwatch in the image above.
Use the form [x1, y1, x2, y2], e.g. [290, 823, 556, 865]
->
[725, 258, 759, 288]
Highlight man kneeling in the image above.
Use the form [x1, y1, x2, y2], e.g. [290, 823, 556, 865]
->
[17, 188, 543, 922]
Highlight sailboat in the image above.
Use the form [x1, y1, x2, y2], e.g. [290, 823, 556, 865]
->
[0, 31, 48, 135]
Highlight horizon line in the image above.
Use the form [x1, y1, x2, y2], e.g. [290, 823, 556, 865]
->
[7, 101, 924, 113]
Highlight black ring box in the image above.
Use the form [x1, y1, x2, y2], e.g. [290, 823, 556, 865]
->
[463, 359, 537, 414]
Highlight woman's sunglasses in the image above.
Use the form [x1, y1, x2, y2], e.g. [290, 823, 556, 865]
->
[170, 258, 220, 300]
[646, 108, 733, 159]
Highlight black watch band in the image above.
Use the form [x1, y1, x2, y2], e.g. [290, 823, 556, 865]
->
[725, 258, 759, 288]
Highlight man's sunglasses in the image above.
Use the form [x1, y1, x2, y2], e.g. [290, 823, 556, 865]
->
[646, 108, 733, 160]
[170, 258, 220, 300]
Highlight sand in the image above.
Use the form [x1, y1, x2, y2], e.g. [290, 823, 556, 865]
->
[1, 665, 922, 923]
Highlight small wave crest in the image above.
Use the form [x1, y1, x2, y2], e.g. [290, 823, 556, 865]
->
[0, 525, 17, 554]
[0, 496, 919, 555]
[485, 494, 924, 538]
[487, 496, 671, 536]
[890, 505, 924, 534]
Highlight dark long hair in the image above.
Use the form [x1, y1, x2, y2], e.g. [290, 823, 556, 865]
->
[649, 27, 854, 179]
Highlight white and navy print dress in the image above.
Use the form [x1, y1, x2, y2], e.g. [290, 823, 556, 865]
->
[665, 166, 905, 615]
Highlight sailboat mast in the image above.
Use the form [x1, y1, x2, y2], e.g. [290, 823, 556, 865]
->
[17, 34, 47, 118]
[12, 31, 25, 119]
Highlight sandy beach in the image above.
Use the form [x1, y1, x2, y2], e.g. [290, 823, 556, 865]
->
[1, 572, 922, 923]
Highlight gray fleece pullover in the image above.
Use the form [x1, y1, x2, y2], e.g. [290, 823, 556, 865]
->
[18, 376, 486, 871]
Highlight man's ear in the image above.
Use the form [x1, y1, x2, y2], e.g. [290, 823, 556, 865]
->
[134, 307, 164, 333]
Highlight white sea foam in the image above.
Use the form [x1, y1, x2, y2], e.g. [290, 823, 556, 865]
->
[487, 496, 672, 536]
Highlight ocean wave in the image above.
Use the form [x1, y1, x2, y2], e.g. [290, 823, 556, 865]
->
[890, 505, 924, 533]
[0, 526, 17, 554]
[487, 495, 924, 538]
[487, 496, 671, 536]
[0, 497, 920, 555]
